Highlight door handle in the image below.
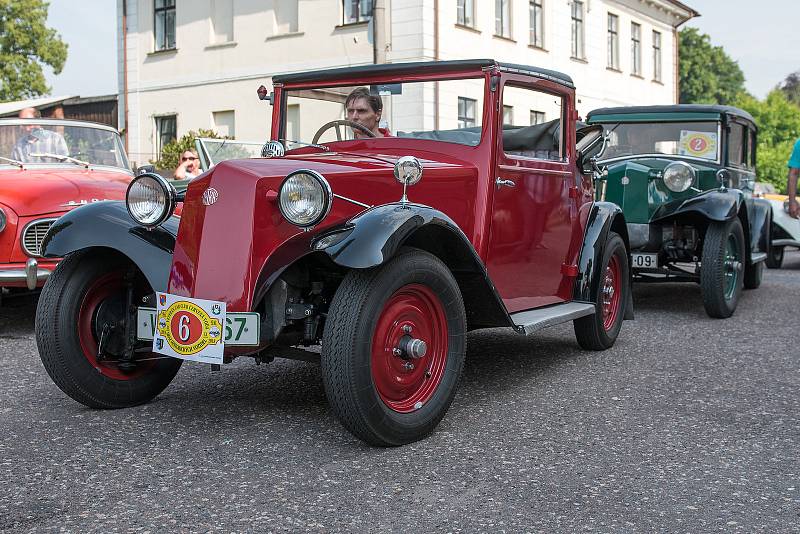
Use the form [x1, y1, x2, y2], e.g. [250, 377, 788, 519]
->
[496, 178, 516, 188]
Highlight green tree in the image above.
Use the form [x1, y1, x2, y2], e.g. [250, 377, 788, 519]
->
[151, 129, 222, 170]
[679, 28, 746, 105]
[0, 0, 68, 102]
[734, 90, 800, 193]
[778, 71, 800, 107]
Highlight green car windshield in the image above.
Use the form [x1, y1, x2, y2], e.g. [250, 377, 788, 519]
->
[599, 121, 720, 162]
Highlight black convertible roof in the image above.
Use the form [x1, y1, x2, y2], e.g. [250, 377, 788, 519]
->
[588, 104, 755, 124]
[272, 59, 574, 88]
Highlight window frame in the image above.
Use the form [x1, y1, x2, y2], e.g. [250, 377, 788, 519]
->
[571, 1, 585, 60]
[154, 114, 177, 159]
[529, 0, 544, 48]
[457, 0, 476, 28]
[154, 0, 176, 51]
[530, 110, 545, 125]
[500, 82, 566, 162]
[607, 13, 619, 70]
[652, 30, 662, 82]
[342, 0, 373, 25]
[495, 0, 512, 38]
[457, 96, 478, 129]
[631, 22, 642, 77]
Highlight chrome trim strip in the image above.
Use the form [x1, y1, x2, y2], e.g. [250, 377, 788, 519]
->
[749, 252, 767, 264]
[333, 194, 372, 209]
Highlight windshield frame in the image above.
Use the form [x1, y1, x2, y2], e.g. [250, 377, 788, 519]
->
[0, 118, 131, 172]
[273, 70, 492, 151]
[595, 119, 723, 166]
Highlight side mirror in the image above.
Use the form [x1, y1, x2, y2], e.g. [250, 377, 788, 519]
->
[576, 125, 607, 172]
[136, 164, 155, 176]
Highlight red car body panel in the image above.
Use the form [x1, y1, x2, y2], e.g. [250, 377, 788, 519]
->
[168, 65, 593, 316]
[0, 167, 132, 287]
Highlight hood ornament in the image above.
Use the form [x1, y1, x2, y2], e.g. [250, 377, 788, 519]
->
[261, 140, 285, 158]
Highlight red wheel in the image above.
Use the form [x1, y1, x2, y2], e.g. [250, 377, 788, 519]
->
[574, 231, 628, 350]
[322, 249, 467, 446]
[77, 271, 155, 380]
[371, 284, 448, 413]
[600, 255, 622, 331]
[36, 252, 181, 409]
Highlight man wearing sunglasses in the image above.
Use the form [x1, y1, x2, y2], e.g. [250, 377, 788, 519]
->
[174, 149, 201, 180]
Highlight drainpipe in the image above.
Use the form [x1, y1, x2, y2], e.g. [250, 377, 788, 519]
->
[433, 0, 439, 130]
[373, 0, 387, 64]
[122, 0, 130, 152]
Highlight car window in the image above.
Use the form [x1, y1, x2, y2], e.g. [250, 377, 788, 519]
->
[282, 78, 486, 148]
[728, 122, 745, 167]
[500, 84, 564, 161]
[598, 121, 719, 162]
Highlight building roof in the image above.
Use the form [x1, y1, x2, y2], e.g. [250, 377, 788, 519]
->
[272, 59, 575, 88]
[0, 94, 78, 117]
[587, 104, 755, 125]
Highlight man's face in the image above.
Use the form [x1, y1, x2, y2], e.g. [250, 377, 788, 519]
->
[19, 109, 37, 134]
[181, 151, 198, 171]
[346, 97, 379, 137]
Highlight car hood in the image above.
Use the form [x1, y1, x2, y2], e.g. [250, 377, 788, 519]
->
[0, 167, 133, 217]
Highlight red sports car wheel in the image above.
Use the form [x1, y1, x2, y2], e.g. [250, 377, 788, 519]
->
[601, 255, 622, 332]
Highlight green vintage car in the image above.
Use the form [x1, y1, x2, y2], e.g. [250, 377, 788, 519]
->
[587, 105, 771, 318]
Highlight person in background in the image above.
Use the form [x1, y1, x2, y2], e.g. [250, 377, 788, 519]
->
[344, 87, 391, 138]
[787, 137, 799, 219]
[174, 149, 202, 180]
[12, 107, 69, 163]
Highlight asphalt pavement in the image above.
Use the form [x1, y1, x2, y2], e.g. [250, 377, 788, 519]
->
[1, 254, 798, 532]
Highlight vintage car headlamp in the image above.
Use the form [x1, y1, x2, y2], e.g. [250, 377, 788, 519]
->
[0, 208, 6, 233]
[662, 161, 695, 193]
[278, 170, 332, 228]
[125, 172, 177, 228]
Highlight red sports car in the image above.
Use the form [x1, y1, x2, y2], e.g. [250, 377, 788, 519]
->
[0, 118, 134, 299]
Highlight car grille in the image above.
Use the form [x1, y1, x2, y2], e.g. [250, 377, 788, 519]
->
[22, 219, 57, 257]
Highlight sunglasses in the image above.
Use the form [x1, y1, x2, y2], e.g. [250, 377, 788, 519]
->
[181, 156, 198, 162]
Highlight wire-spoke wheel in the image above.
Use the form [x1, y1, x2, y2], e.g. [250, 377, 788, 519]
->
[321, 249, 466, 446]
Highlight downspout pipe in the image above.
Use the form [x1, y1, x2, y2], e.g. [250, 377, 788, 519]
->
[373, 0, 387, 64]
[121, 0, 130, 152]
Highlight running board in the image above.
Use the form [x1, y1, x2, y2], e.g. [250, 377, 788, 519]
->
[750, 252, 767, 264]
[511, 302, 595, 336]
[773, 239, 800, 248]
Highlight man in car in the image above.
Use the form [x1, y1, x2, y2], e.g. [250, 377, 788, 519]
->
[345, 87, 390, 138]
[12, 107, 69, 163]
[788, 137, 799, 219]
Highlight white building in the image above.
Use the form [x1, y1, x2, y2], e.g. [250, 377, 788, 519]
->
[117, 0, 697, 165]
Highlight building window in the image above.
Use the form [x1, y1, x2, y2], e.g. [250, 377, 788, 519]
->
[530, 110, 545, 125]
[154, 0, 176, 51]
[529, 0, 543, 48]
[495, 0, 511, 38]
[457, 0, 475, 27]
[212, 110, 235, 138]
[652, 30, 662, 81]
[343, 0, 372, 24]
[210, 0, 233, 43]
[631, 22, 642, 76]
[458, 97, 477, 129]
[155, 115, 177, 158]
[570, 1, 584, 59]
[503, 105, 514, 125]
[607, 13, 619, 69]
[271, 0, 299, 34]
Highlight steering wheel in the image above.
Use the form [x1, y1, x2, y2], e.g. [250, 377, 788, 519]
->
[311, 120, 377, 144]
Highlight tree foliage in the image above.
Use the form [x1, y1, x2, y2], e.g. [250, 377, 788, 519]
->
[734, 91, 800, 193]
[0, 0, 68, 102]
[679, 28, 746, 105]
[150, 129, 221, 170]
[778, 71, 800, 107]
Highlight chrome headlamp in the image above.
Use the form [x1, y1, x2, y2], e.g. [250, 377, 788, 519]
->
[278, 170, 332, 228]
[0, 208, 6, 233]
[662, 161, 695, 193]
[125, 172, 177, 228]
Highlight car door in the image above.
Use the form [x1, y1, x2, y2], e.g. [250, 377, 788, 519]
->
[486, 80, 576, 313]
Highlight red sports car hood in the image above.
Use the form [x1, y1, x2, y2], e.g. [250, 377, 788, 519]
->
[0, 167, 133, 217]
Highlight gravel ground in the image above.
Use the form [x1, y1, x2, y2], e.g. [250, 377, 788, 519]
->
[0, 253, 798, 533]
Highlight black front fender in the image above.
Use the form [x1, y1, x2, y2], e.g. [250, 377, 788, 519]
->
[42, 201, 178, 292]
[651, 189, 743, 225]
[320, 203, 513, 329]
[575, 202, 633, 318]
[749, 198, 771, 257]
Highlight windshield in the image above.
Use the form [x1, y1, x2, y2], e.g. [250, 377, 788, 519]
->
[281, 78, 486, 150]
[195, 138, 264, 171]
[598, 121, 720, 162]
[0, 120, 130, 169]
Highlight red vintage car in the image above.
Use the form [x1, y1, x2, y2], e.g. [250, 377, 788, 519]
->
[36, 60, 632, 446]
[0, 118, 134, 300]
